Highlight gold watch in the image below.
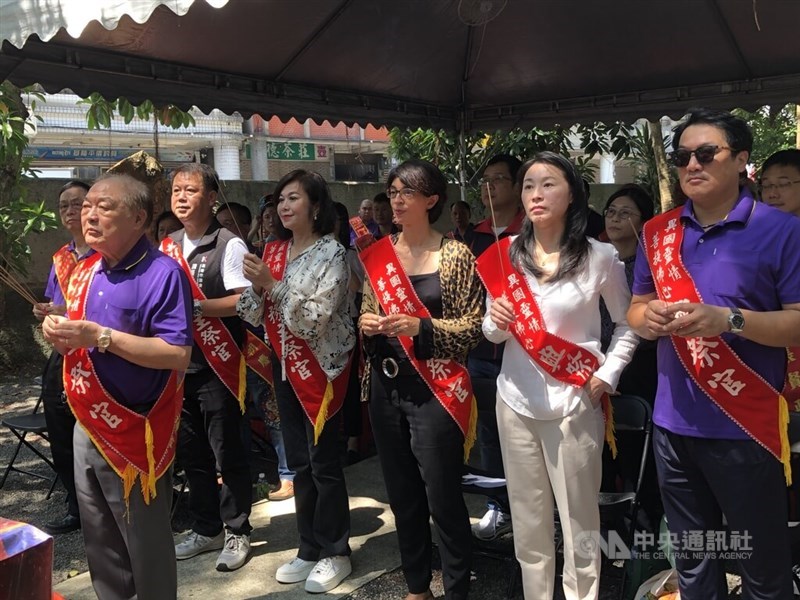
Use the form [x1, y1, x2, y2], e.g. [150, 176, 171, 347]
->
[97, 327, 113, 353]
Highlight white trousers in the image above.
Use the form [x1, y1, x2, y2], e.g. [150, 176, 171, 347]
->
[497, 395, 604, 600]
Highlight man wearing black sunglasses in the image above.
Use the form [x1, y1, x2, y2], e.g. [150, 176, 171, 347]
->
[628, 108, 800, 600]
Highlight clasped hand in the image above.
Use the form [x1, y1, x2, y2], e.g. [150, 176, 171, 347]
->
[360, 313, 420, 338]
[644, 300, 729, 339]
[42, 315, 102, 349]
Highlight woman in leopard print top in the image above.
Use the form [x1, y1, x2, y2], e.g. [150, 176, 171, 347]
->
[359, 159, 483, 600]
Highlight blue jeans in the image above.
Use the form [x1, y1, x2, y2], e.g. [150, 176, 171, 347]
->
[268, 425, 294, 481]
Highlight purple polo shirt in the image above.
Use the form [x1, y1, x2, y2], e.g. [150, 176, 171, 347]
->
[83, 235, 193, 407]
[44, 241, 96, 306]
[633, 191, 800, 439]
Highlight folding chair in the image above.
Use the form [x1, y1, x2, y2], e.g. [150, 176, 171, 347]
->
[598, 394, 653, 600]
[0, 393, 58, 498]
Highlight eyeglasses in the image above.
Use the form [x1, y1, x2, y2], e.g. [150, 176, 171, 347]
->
[478, 174, 513, 187]
[387, 187, 417, 200]
[758, 180, 800, 194]
[669, 145, 732, 167]
[603, 207, 641, 221]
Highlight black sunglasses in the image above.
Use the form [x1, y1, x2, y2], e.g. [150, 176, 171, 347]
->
[670, 144, 733, 168]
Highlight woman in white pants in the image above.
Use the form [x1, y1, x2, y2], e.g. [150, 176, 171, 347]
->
[481, 152, 638, 599]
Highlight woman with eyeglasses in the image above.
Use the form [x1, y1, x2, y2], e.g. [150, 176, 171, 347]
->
[358, 159, 484, 600]
[237, 170, 355, 593]
[599, 184, 663, 528]
[599, 184, 654, 352]
[479, 152, 638, 600]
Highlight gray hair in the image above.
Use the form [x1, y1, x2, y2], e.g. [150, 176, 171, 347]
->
[93, 173, 153, 228]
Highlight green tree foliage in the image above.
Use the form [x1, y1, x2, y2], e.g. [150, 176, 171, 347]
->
[734, 104, 797, 170]
[79, 93, 196, 130]
[0, 82, 58, 275]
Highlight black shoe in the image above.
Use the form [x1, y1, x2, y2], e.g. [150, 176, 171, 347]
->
[44, 514, 81, 535]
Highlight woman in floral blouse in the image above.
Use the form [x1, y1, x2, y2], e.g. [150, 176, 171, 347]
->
[359, 159, 484, 600]
[237, 170, 355, 594]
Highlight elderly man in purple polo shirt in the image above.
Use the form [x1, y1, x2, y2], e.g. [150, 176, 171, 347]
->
[43, 173, 193, 600]
[628, 108, 800, 600]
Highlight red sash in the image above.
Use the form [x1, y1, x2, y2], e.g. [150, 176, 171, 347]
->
[785, 348, 800, 411]
[475, 237, 617, 455]
[642, 207, 790, 482]
[52, 243, 79, 301]
[245, 329, 274, 388]
[359, 236, 477, 461]
[159, 237, 246, 412]
[261, 240, 351, 442]
[349, 215, 376, 251]
[63, 253, 184, 506]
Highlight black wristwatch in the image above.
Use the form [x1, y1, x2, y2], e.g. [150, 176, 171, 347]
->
[193, 299, 203, 319]
[727, 307, 745, 334]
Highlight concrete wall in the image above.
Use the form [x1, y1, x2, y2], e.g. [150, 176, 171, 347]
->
[22, 178, 623, 290]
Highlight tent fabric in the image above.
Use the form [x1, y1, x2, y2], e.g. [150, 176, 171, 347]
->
[0, 0, 798, 131]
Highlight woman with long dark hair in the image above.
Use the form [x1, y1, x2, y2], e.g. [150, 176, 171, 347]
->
[478, 152, 638, 599]
[237, 170, 355, 593]
[359, 159, 484, 600]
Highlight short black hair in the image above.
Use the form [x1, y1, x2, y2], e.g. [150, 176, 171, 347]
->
[451, 200, 471, 214]
[58, 180, 91, 197]
[272, 170, 336, 241]
[761, 149, 800, 175]
[672, 108, 753, 156]
[386, 159, 447, 223]
[218, 202, 252, 227]
[155, 210, 180, 230]
[372, 192, 390, 206]
[485, 154, 523, 181]
[171, 163, 220, 193]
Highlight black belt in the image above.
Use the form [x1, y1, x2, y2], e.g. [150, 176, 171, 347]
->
[370, 355, 418, 379]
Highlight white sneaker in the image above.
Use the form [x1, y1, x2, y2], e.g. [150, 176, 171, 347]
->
[175, 530, 225, 560]
[304, 556, 352, 593]
[471, 508, 512, 540]
[215, 532, 251, 572]
[276, 556, 317, 584]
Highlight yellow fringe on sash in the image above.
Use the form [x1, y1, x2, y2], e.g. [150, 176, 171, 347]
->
[142, 418, 156, 505]
[122, 463, 137, 517]
[780, 394, 792, 486]
[462, 395, 478, 463]
[603, 395, 618, 459]
[313, 380, 335, 445]
[237, 354, 247, 414]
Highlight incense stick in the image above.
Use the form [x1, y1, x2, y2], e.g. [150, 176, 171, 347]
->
[485, 182, 508, 288]
[0, 262, 38, 305]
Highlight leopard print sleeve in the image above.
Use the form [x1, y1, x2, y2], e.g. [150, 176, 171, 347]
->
[429, 238, 485, 361]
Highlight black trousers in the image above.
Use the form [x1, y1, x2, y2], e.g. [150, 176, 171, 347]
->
[177, 369, 252, 536]
[272, 363, 351, 559]
[369, 368, 471, 600]
[41, 350, 78, 517]
[341, 319, 363, 438]
[654, 426, 792, 600]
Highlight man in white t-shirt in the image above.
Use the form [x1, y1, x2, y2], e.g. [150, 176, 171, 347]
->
[166, 164, 253, 572]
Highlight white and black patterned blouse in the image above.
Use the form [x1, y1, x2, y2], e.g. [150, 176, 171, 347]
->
[237, 234, 355, 380]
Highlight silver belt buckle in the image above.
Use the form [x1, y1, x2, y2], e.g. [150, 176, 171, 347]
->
[381, 357, 399, 379]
